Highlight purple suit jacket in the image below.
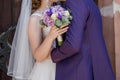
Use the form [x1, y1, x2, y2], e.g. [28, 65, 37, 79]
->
[51, 0, 115, 80]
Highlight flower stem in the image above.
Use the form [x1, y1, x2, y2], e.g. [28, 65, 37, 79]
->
[57, 35, 63, 46]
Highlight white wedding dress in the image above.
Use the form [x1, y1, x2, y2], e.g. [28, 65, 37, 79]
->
[28, 10, 56, 80]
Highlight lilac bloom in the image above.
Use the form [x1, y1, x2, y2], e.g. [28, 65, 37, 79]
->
[57, 6, 65, 13]
[43, 15, 51, 24]
[43, 15, 55, 27]
[47, 19, 55, 27]
[58, 13, 62, 19]
[55, 5, 65, 16]
[46, 8, 53, 16]
[51, 7, 57, 14]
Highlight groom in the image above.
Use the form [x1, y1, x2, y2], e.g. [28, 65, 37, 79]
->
[51, 0, 115, 80]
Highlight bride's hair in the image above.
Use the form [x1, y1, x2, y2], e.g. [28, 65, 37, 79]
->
[32, 0, 65, 10]
[32, 0, 41, 10]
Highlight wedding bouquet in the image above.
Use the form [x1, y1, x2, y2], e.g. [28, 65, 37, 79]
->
[40, 5, 72, 46]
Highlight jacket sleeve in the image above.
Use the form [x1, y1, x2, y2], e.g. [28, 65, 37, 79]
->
[51, 2, 90, 63]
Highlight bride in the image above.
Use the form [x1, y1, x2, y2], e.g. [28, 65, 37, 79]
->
[7, 0, 68, 80]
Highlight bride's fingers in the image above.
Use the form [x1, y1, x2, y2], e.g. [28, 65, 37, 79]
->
[51, 26, 59, 31]
[58, 27, 69, 33]
[58, 27, 69, 34]
[59, 29, 68, 35]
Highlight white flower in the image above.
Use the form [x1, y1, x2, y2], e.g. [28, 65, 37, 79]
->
[64, 10, 70, 16]
[51, 14, 57, 20]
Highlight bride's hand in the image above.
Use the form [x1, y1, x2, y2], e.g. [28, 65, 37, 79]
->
[47, 26, 69, 41]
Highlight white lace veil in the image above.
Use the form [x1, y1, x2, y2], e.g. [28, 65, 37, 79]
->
[7, 0, 35, 79]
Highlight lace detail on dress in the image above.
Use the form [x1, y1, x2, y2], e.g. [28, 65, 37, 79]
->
[31, 10, 43, 17]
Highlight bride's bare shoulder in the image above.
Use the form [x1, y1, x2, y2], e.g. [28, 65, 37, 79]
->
[29, 10, 42, 24]
[28, 10, 43, 33]
[28, 11, 42, 33]
[28, 15, 38, 28]
[29, 13, 38, 22]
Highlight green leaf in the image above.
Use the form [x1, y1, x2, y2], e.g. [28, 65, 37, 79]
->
[55, 19, 63, 28]
[39, 20, 44, 25]
[62, 17, 70, 25]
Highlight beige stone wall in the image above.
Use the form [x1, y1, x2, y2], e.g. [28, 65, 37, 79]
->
[114, 0, 120, 80]
[114, 11, 120, 80]
[98, 0, 120, 80]
[98, 0, 115, 73]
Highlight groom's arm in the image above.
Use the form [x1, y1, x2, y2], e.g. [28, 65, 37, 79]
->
[51, 2, 90, 63]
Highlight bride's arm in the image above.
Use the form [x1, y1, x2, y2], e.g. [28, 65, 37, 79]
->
[28, 16, 53, 62]
[28, 16, 68, 62]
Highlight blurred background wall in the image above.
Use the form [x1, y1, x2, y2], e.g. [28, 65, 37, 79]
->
[99, 0, 120, 80]
[0, 0, 21, 34]
[114, 0, 120, 79]
[0, 0, 119, 80]
[98, 0, 115, 73]
[0, 0, 21, 80]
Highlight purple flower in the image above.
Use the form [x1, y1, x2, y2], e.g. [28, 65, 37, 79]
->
[43, 15, 50, 24]
[51, 7, 57, 13]
[46, 8, 53, 16]
[54, 5, 65, 16]
[47, 19, 55, 27]
[44, 8, 52, 16]
[57, 6, 65, 13]
[58, 13, 62, 19]
[43, 15, 54, 27]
